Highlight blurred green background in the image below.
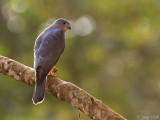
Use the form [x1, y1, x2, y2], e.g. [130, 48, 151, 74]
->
[0, 0, 160, 120]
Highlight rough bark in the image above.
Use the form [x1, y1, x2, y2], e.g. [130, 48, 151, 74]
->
[0, 56, 127, 120]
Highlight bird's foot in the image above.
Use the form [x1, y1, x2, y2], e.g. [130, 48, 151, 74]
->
[47, 67, 58, 77]
[52, 67, 58, 74]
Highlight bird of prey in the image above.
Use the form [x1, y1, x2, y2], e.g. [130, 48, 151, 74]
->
[32, 18, 71, 105]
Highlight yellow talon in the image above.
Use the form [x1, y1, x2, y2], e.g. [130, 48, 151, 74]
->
[47, 67, 58, 77]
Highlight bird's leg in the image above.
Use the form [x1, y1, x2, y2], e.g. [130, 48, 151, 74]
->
[47, 67, 58, 77]
[52, 67, 58, 74]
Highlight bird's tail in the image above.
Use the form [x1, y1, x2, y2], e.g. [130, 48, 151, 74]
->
[32, 69, 47, 105]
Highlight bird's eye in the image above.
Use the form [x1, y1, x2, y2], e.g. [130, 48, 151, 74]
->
[63, 22, 66, 25]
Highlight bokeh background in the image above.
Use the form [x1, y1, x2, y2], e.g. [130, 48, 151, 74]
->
[0, 0, 160, 120]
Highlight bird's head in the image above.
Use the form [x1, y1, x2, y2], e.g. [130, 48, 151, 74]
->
[53, 18, 71, 32]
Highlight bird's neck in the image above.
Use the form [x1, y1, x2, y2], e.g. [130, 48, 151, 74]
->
[52, 24, 67, 33]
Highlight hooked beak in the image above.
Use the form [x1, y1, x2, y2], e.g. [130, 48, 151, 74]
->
[68, 25, 71, 30]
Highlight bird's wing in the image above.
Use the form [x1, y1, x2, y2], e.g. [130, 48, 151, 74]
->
[34, 29, 65, 72]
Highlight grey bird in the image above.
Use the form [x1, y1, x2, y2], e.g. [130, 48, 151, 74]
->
[32, 18, 71, 105]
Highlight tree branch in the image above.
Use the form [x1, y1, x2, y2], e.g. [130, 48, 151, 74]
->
[0, 56, 126, 120]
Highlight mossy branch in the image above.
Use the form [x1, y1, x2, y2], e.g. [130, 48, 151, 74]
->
[0, 56, 127, 120]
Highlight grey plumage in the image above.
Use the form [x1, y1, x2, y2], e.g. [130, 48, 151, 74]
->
[32, 18, 71, 105]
